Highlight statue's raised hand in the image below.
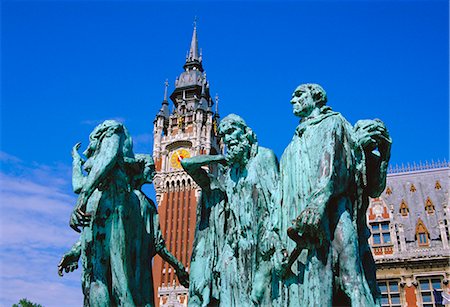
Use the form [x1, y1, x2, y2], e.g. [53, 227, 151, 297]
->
[58, 250, 80, 276]
[72, 142, 84, 164]
[175, 268, 189, 288]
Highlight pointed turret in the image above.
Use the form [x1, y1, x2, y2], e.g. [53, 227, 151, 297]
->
[157, 79, 170, 118]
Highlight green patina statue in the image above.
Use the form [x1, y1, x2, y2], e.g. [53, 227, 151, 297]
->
[279, 83, 391, 306]
[57, 83, 390, 307]
[182, 114, 284, 306]
[58, 120, 188, 306]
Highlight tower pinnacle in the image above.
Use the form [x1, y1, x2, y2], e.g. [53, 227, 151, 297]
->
[183, 19, 203, 72]
[189, 20, 199, 61]
[157, 79, 169, 118]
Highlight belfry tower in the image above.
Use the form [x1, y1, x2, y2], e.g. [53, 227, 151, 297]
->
[152, 23, 221, 306]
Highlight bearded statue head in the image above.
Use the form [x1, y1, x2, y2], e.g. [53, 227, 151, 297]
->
[218, 114, 258, 167]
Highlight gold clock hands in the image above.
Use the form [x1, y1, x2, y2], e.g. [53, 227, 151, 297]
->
[176, 151, 183, 163]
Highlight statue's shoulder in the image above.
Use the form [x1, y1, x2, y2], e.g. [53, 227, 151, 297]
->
[134, 189, 157, 210]
[252, 146, 279, 173]
[255, 146, 277, 162]
[321, 111, 353, 131]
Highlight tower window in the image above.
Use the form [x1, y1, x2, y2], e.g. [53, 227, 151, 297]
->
[371, 222, 391, 245]
[378, 280, 401, 307]
[418, 277, 443, 307]
[425, 197, 435, 214]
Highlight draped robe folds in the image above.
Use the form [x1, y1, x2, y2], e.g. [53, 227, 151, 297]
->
[78, 176, 164, 307]
[279, 108, 371, 306]
[81, 165, 141, 307]
[219, 147, 280, 307]
[188, 147, 280, 307]
[77, 125, 148, 306]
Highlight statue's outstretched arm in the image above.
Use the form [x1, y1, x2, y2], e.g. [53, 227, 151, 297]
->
[154, 215, 189, 288]
[181, 155, 226, 190]
[141, 195, 189, 288]
[157, 245, 189, 288]
[71, 142, 85, 194]
[58, 239, 81, 276]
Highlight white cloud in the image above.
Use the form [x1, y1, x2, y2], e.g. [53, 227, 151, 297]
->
[80, 117, 126, 126]
[0, 154, 83, 306]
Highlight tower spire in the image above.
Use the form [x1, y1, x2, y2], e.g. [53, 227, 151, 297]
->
[188, 17, 199, 61]
[183, 18, 203, 72]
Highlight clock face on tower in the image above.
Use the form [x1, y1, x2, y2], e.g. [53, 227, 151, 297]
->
[170, 148, 191, 169]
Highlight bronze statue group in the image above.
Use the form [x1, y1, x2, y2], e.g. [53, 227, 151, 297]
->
[59, 84, 391, 307]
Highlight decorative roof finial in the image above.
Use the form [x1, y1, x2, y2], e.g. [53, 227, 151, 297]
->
[164, 79, 169, 101]
[215, 93, 219, 114]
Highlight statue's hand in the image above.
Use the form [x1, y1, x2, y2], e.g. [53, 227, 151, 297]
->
[274, 248, 291, 278]
[175, 268, 189, 288]
[294, 206, 325, 247]
[69, 197, 91, 233]
[57, 251, 79, 276]
[354, 119, 391, 159]
[69, 209, 91, 233]
[71, 142, 84, 164]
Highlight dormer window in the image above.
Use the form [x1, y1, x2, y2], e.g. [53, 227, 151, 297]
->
[386, 186, 392, 196]
[425, 197, 435, 214]
[410, 184, 416, 192]
[415, 218, 430, 247]
[435, 180, 442, 190]
[399, 199, 409, 217]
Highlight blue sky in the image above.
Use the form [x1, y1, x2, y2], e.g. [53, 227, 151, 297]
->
[1, 0, 448, 306]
